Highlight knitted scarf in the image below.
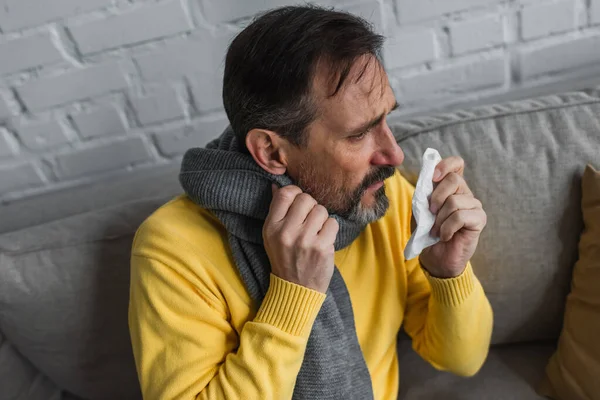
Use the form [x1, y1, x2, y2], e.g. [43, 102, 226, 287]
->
[179, 126, 374, 399]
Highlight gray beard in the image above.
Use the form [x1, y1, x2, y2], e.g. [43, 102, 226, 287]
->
[345, 185, 390, 225]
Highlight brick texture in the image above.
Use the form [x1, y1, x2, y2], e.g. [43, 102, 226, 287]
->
[69, 1, 191, 54]
[18, 63, 127, 112]
[521, 0, 576, 41]
[153, 117, 228, 157]
[520, 35, 600, 80]
[395, 0, 498, 24]
[130, 87, 185, 126]
[342, 1, 383, 34]
[0, 128, 18, 158]
[0, 96, 11, 120]
[15, 119, 70, 150]
[0, 0, 109, 31]
[1, 0, 600, 200]
[54, 137, 152, 179]
[71, 106, 126, 139]
[593, 0, 600, 24]
[398, 56, 505, 100]
[189, 76, 224, 113]
[0, 162, 44, 193]
[450, 15, 504, 55]
[384, 29, 437, 70]
[136, 32, 233, 81]
[200, 0, 301, 22]
[0, 34, 63, 76]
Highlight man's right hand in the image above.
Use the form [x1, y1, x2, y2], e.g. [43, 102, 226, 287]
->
[263, 184, 339, 294]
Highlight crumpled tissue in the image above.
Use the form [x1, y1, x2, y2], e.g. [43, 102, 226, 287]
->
[404, 148, 442, 260]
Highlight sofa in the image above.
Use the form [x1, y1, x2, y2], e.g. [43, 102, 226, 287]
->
[1, 87, 599, 399]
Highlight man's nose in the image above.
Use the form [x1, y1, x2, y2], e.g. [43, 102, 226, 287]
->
[371, 123, 404, 167]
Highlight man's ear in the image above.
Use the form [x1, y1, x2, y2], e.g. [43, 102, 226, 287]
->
[246, 128, 288, 175]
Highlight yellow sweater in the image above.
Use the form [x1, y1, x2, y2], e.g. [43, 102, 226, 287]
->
[129, 171, 493, 400]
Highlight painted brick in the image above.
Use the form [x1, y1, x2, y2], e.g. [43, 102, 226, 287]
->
[130, 87, 185, 126]
[0, 128, 18, 158]
[71, 106, 126, 139]
[593, 0, 600, 24]
[154, 117, 228, 157]
[521, 0, 576, 41]
[200, 0, 302, 22]
[0, 96, 11, 119]
[342, 1, 383, 34]
[18, 63, 127, 112]
[449, 15, 504, 55]
[136, 32, 233, 81]
[395, 0, 498, 24]
[384, 29, 437, 70]
[16, 119, 69, 150]
[0, 162, 44, 194]
[520, 34, 600, 79]
[0, 0, 109, 31]
[69, 1, 191, 55]
[189, 75, 224, 113]
[0, 34, 63, 76]
[54, 136, 152, 179]
[397, 56, 505, 100]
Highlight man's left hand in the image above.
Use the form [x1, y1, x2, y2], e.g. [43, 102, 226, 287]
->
[419, 156, 487, 278]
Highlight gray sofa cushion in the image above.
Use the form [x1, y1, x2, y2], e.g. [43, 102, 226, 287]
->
[392, 92, 600, 344]
[0, 196, 178, 399]
[0, 164, 181, 234]
[398, 340, 554, 399]
[0, 331, 62, 400]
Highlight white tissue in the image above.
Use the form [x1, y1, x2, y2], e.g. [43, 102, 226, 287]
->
[403, 148, 442, 260]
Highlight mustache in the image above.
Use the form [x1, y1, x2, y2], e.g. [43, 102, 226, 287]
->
[361, 166, 396, 190]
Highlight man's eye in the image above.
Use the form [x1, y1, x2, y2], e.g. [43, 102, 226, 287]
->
[350, 130, 368, 141]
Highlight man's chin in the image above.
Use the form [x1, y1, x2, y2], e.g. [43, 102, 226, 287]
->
[347, 186, 389, 224]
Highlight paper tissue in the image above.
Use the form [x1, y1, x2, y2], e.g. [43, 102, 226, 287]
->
[404, 148, 442, 260]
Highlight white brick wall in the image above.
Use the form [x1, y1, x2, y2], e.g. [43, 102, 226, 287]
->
[593, 0, 600, 24]
[521, 0, 577, 41]
[0, 33, 64, 75]
[1, 0, 600, 202]
[68, 1, 192, 54]
[71, 106, 127, 139]
[449, 14, 504, 55]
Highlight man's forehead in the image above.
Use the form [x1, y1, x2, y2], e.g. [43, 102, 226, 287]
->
[312, 56, 393, 130]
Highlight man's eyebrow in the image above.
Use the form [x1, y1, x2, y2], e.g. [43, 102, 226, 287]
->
[348, 101, 400, 136]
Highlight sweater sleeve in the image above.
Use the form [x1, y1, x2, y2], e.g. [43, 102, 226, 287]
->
[402, 258, 494, 376]
[129, 253, 325, 400]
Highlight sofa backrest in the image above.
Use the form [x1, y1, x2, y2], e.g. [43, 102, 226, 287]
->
[392, 91, 600, 344]
[0, 166, 181, 399]
[1, 90, 599, 397]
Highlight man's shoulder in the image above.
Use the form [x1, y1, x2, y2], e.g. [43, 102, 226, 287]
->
[132, 195, 231, 263]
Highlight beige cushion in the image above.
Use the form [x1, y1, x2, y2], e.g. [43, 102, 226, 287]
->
[397, 338, 554, 399]
[392, 92, 600, 344]
[538, 165, 600, 400]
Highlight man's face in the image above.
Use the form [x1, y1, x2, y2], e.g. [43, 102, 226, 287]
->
[285, 56, 404, 224]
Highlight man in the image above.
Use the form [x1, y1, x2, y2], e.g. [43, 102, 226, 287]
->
[129, 5, 493, 400]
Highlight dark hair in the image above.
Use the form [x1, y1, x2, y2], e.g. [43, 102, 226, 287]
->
[222, 5, 384, 152]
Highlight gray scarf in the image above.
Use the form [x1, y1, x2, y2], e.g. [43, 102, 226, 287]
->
[179, 126, 374, 399]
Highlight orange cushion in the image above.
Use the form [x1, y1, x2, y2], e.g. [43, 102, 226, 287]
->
[538, 165, 600, 400]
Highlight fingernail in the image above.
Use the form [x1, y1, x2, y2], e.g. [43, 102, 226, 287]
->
[430, 204, 437, 214]
[271, 183, 277, 194]
[433, 169, 441, 181]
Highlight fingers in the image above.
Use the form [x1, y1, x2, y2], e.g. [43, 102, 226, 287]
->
[429, 172, 472, 214]
[303, 204, 330, 235]
[438, 208, 487, 242]
[267, 185, 303, 223]
[317, 217, 340, 244]
[431, 194, 482, 237]
[433, 156, 464, 182]
[284, 193, 319, 227]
